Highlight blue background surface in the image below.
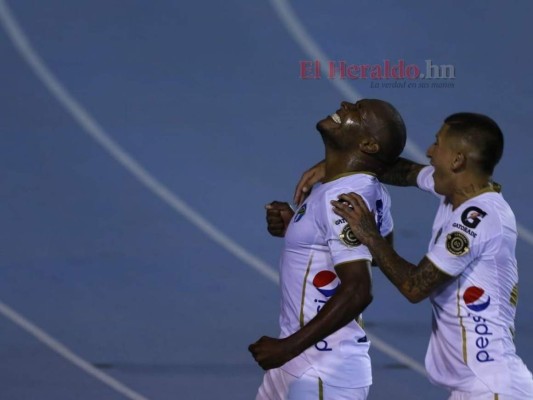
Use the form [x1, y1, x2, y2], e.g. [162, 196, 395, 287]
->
[1, 1, 532, 399]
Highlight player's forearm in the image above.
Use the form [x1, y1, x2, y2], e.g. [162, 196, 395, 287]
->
[379, 157, 426, 187]
[364, 234, 424, 303]
[284, 284, 372, 357]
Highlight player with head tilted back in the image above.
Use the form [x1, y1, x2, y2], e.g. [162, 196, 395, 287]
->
[295, 113, 533, 399]
[248, 99, 406, 399]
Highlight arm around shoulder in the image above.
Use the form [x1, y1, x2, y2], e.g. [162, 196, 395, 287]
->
[379, 157, 426, 187]
[362, 233, 452, 303]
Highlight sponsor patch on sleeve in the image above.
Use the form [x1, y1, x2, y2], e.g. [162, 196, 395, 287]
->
[446, 231, 469, 256]
[461, 206, 487, 229]
[339, 225, 361, 247]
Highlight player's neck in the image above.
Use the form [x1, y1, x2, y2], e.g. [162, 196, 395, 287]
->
[323, 151, 378, 182]
[448, 175, 495, 209]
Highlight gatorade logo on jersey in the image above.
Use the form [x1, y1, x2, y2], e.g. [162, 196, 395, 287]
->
[461, 206, 487, 229]
[312, 270, 340, 297]
[464, 286, 491, 312]
[294, 204, 307, 222]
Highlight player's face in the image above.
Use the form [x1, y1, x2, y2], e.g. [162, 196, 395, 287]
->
[316, 100, 379, 147]
[318, 100, 367, 131]
[427, 125, 456, 196]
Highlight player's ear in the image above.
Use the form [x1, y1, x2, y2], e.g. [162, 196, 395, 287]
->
[451, 152, 466, 172]
[359, 139, 379, 155]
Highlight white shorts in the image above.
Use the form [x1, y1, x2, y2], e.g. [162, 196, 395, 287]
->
[256, 367, 370, 400]
[447, 371, 533, 400]
[448, 391, 525, 400]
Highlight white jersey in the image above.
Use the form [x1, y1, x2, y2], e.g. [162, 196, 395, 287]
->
[278, 172, 393, 388]
[417, 166, 533, 396]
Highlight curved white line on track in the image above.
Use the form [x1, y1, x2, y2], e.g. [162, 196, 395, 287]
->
[268, 0, 533, 247]
[268, 0, 427, 164]
[0, 1, 277, 283]
[0, 301, 150, 400]
[0, 0, 428, 383]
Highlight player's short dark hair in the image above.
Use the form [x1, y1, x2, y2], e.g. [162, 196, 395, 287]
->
[444, 112, 504, 175]
[384, 107, 407, 160]
[373, 101, 407, 164]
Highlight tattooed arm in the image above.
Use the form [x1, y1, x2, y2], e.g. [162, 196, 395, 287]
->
[365, 244, 450, 303]
[379, 157, 427, 187]
[332, 193, 452, 303]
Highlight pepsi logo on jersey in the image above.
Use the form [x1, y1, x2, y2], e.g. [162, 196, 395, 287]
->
[313, 270, 340, 297]
[463, 286, 491, 312]
[464, 286, 495, 363]
[311, 270, 340, 352]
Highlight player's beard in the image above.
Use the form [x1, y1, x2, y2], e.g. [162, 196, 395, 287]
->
[318, 125, 353, 153]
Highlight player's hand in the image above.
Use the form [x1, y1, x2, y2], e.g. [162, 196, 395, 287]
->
[293, 160, 326, 206]
[331, 193, 379, 246]
[266, 201, 294, 237]
[248, 336, 294, 370]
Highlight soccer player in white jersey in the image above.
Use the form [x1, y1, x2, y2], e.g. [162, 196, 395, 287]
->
[297, 113, 533, 399]
[248, 99, 407, 399]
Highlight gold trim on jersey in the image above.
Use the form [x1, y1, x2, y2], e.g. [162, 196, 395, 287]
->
[299, 253, 314, 329]
[322, 170, 377, 183]
[334, 259, 371, 268]
[458, 184, 499, 203]
[318, 377, 324, 400]
[457, 280, 468, 364]
[510, 284, 519, 307]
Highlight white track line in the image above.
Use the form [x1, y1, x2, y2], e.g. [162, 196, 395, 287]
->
[0, 0, 426, 381]
[268, 0, 427, 164]
[0, 301, 150, 400]
[268, 0, 533, 247]
[0, 1, 278, 286]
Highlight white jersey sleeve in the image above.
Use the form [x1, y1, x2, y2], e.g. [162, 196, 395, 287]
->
[320, 187, 374, 267]
[426, 231, 480, 277]
[426, 201, 499, 277]
[308, 174, 392, 267]
[417, 166, 439, 196]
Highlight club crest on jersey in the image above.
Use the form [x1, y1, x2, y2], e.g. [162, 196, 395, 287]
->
[461, 206, 487, 229]
[294, 204, 307, 222]
[464, 286, 491, 312]
[312, 270, 340, 297]
[339, 225, 361, 247]
[446, 231, 469, 256]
